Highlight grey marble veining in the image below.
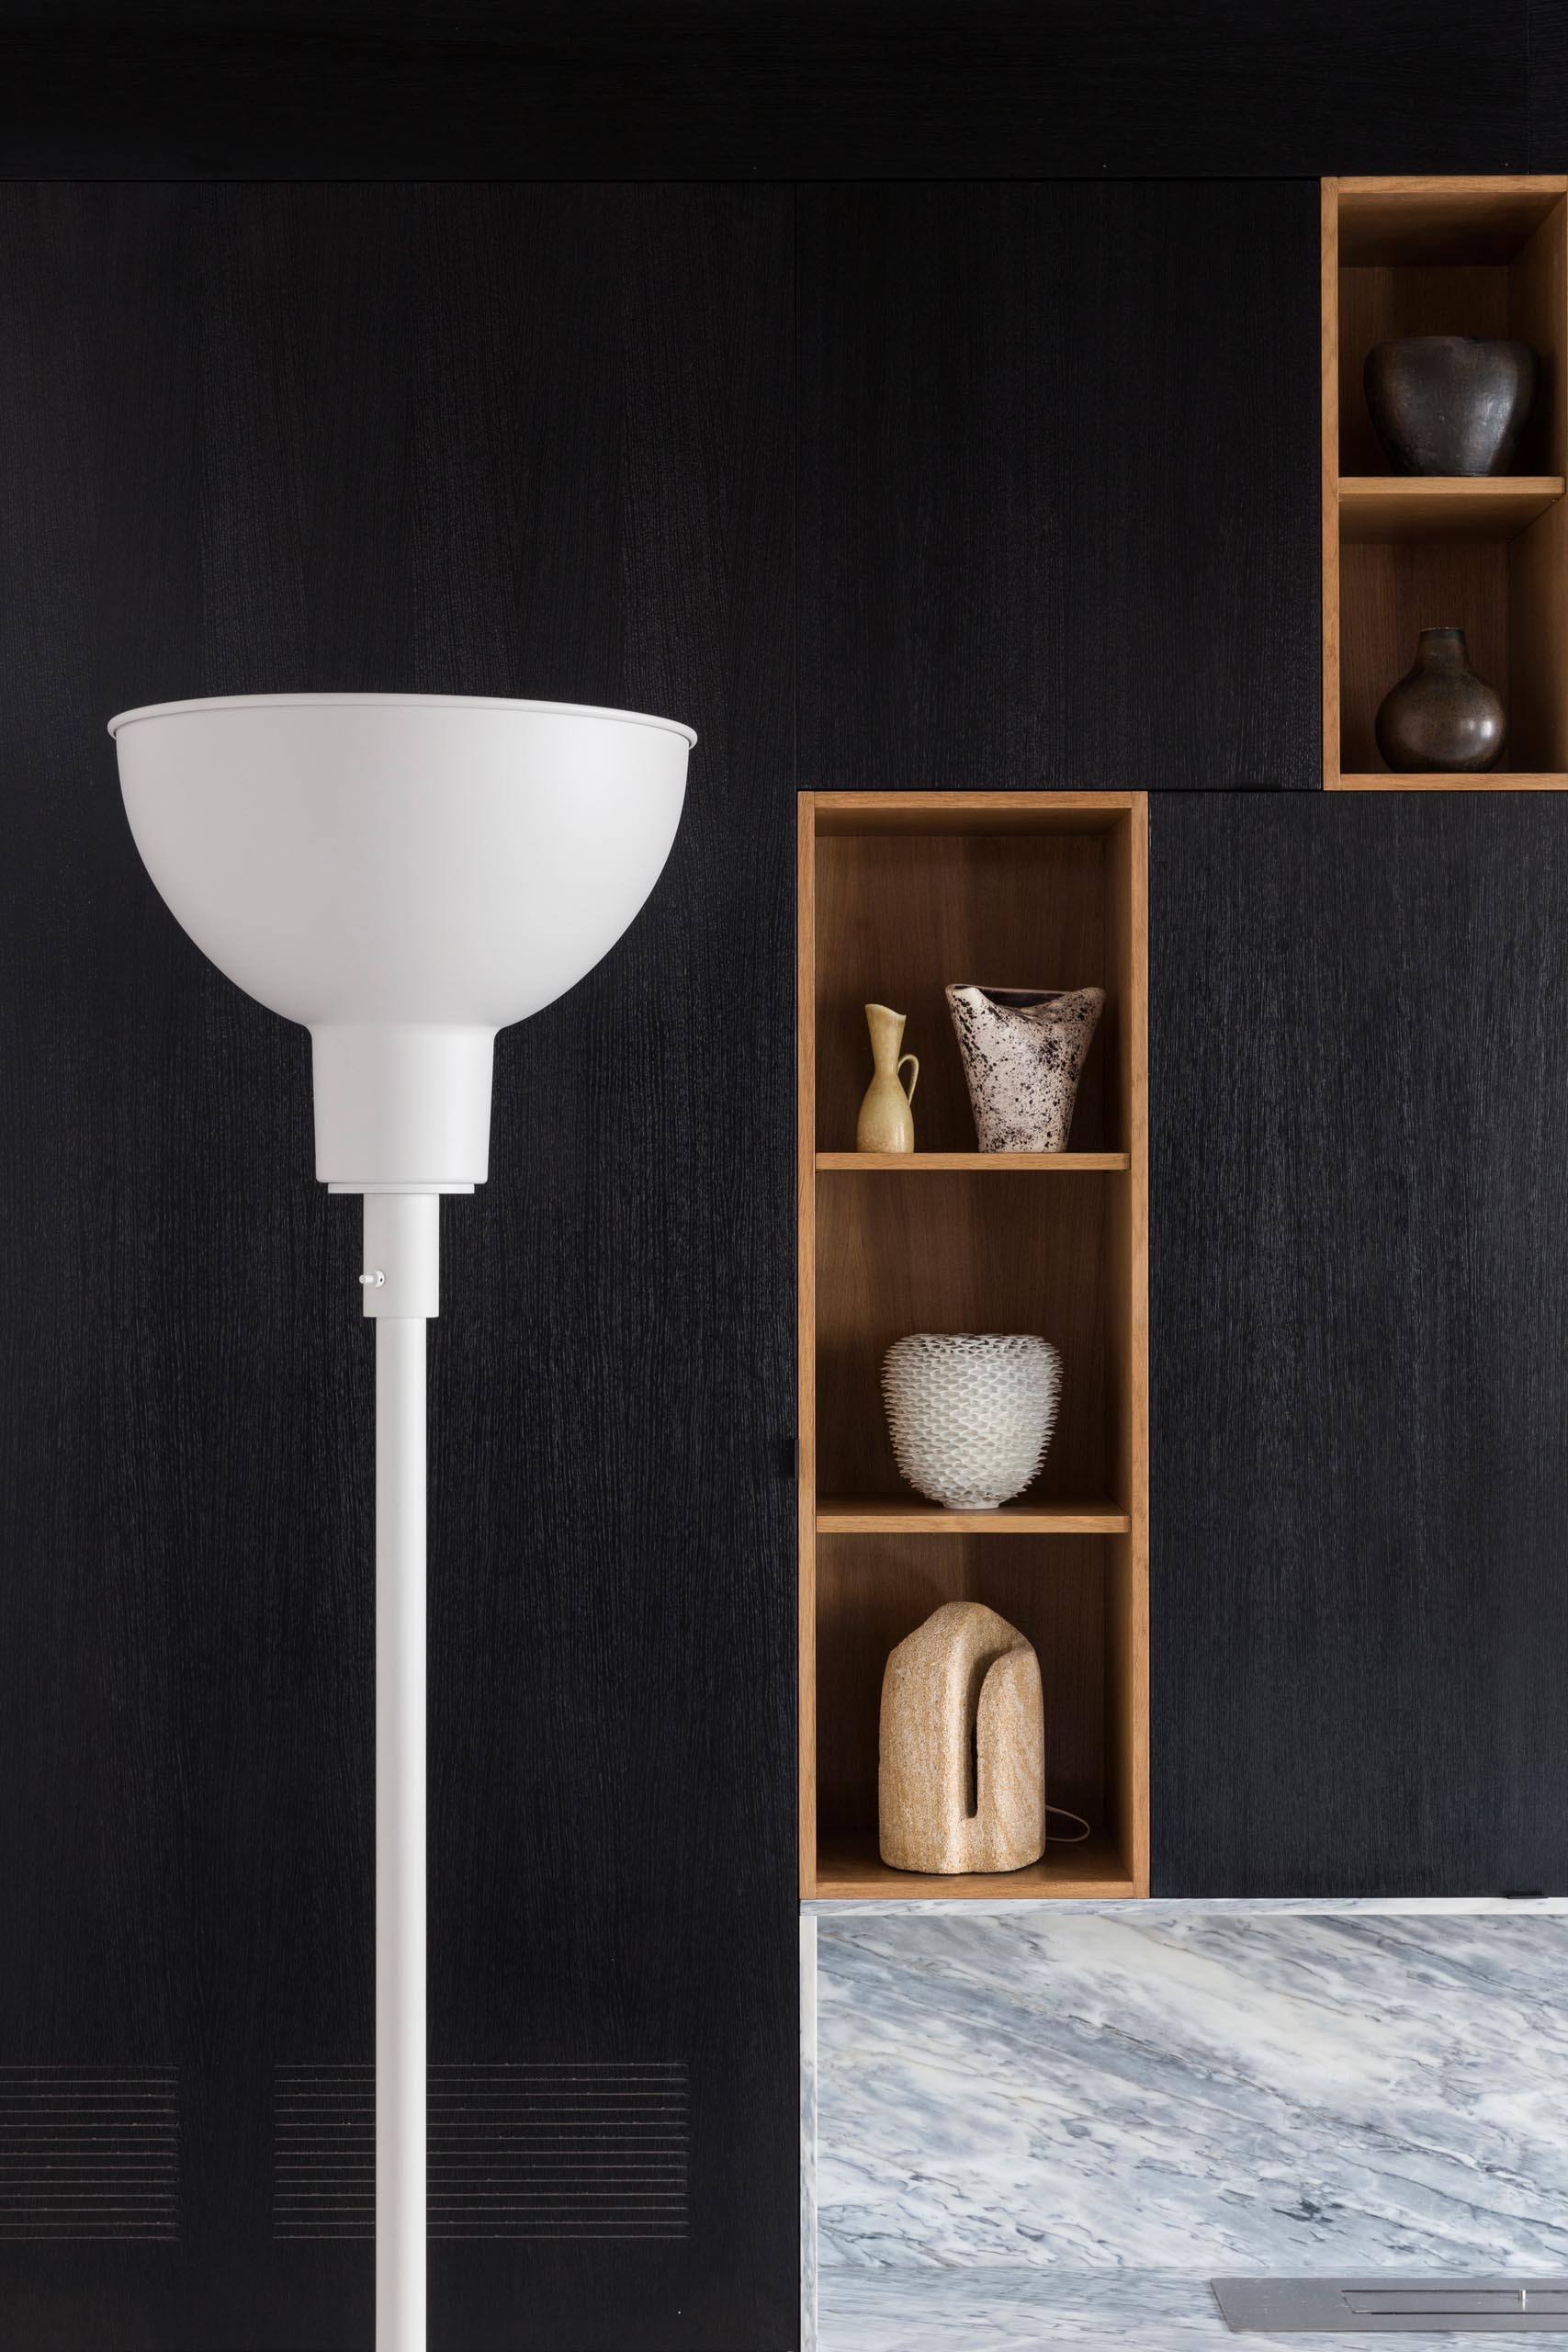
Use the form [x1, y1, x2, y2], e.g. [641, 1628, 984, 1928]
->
[813, 1910, 1568, 2347]
[820, 2266, 1555, 2350]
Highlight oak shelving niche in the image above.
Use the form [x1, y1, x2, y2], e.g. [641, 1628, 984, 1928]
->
[1323, 175, 1568, 789]
[797, 792, 1149, 1902]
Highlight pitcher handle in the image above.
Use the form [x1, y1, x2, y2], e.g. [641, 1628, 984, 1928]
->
[898, 1053, 919, 1104]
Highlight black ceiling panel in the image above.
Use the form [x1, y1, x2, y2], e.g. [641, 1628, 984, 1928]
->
[0, 1, 1535, 181]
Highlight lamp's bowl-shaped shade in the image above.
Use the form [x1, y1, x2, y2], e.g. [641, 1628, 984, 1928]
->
[109, 694, 693, 1188]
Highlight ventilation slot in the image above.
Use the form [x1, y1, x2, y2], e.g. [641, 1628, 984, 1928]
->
[275, 2064, 689, 2242]
[432, 2063, 689, 2243]
[274, 2064, 373, 2243]
[0, 2066, 179, 2242]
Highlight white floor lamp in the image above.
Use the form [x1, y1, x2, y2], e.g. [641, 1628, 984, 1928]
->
[108, 693, 693, 2352]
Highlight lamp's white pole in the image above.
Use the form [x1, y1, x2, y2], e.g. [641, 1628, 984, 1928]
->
[376, 1314, 425, 2352]
[365, 1194, 440, 2352]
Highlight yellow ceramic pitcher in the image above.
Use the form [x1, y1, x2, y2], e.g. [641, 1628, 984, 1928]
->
[856, 1003, 919, 1152]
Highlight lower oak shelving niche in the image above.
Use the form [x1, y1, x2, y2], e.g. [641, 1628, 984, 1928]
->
[797, 791, 1149, 1904]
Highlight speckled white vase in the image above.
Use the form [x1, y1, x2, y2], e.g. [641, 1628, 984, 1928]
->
[946, 984, 1104, 1152]
[881, 1333, 1063, 1510]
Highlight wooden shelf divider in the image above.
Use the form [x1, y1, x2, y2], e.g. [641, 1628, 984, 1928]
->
[1323, 175, 1568, 789]
[817, 1149, 1130, 1172]
[1337, 771, 1568, 790]
[1337, 476, 1564, 542]
[798, 790, 1149, 1905]
[812, 1828, 1136, 1904]
[818, 1498, 1131, 1535]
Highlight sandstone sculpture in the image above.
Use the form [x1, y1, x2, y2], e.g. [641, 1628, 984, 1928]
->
[878, 1600, 1045, 1873]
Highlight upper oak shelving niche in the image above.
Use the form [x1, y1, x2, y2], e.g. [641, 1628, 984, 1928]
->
[1323, 175, 1568, 790]
[797, 791, 1149, 1904]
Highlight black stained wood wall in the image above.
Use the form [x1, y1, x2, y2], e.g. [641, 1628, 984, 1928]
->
[1149, 795, 1568, 1898]
[0, 184, 796, 2352]
[796, 183, 1320, 792]
[6, 49, 1568, 2347]
[0, 173, 1326, 2352]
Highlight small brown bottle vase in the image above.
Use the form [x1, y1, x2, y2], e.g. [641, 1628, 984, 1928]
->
[1374, 627, 1506, 775]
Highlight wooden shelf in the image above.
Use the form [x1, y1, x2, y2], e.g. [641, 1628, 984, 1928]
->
[818, 1498, 1130, 1535]
[798, 790, 1149, 1905]
[1322, 176, 1568, 789]
[816, 1150, 1130, 1172]
[1337, 771, 1568, 790]
[813, 1828, 1137, 1902]
[1337, 476, 1564, 542]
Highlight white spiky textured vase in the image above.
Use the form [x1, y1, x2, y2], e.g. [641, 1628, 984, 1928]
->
[881, 1333, 1063, 1510]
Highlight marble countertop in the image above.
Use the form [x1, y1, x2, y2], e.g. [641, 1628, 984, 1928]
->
[820, 2267, 1555, 2349]
[807, 1909, 1568, 2351]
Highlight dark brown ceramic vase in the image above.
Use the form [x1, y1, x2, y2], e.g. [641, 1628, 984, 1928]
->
[1364, 337, 1539, 475]
[1374, 628, 1505, 774]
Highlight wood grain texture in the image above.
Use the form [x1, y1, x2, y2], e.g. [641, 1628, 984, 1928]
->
[1530, 0, 1568, 169]
[1322, 181, 1343, 787]
[798, 794, 819, 1897]
[1336, 175, 1565, 262]
[816, 1152, 1131, 1171]
[0, 1, 1535, 178]
[1151, 793, 1568, 1897]
[0, 185, 795, 2352]
[797, 183, 1321, 791]
[817, 1501, 1132, 1536]
[1337, 264, 1545, 477]
[1511, 198, 1568, 471]
[1508, 201, 1568, 767]
[1506, 494, 1568, 770]
[812, 793, 1132, 836]
[1335, 770, 1568, 786]
[1337, 478, 1566, 539]
[1335, 199, 1565, 478]
[813, 1829, 1134, 1901]
[814, 1534, 1108, 1854]
[1339, 537, 1517, 770]
[1337, 527, 1567, 775]
[1106, 795, 1151, 1895]
[813, 828, 1122, 1155]
[814, 1171, 1114, 1510]
[1326, 179, 1568, 787]
[799, 793, 1147, 1903]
